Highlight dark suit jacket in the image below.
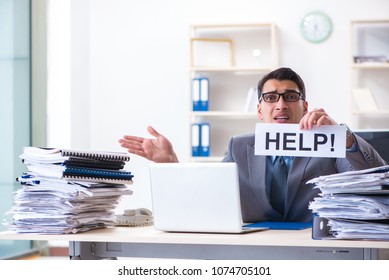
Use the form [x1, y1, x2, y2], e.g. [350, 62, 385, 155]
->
[222, 132, 387, 223]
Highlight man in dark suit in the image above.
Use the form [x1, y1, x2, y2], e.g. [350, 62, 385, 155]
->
[118, 67, 387, 222]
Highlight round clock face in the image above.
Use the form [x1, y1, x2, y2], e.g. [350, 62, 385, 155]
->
[300, 12, 333, 43]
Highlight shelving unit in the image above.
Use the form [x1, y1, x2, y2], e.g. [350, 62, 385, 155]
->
[189, 23, 279, 161]
[350, 20, 389, 129]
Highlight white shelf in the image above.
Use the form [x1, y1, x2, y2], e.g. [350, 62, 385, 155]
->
[189, 23, 278, 159]
[190, 156, 223, 162]
[351, 63, 389, 69]
[352, 110, 389, 115]
[191, 111, 257, 118]
[350, 20, 389, 129]
[190, 67, 274, 73]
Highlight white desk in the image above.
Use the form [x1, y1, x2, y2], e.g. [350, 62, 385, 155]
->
[1, 227, 388, 260]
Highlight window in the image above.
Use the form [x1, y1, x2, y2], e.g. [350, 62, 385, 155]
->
[0, 0, 33, 259]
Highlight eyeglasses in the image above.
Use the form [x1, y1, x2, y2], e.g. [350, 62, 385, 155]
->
[260, 90, 304, 103]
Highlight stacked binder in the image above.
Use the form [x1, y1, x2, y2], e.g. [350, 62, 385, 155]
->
[192, 76, 209, 111]
[5, 147, 134, 234]
[191, 122, 210, 157]
[308, 165, 389, 240]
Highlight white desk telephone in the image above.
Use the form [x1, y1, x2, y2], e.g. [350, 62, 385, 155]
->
[114, 208, 153, 227]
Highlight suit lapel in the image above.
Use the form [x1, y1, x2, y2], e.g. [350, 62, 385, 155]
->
[247, 145, 280, 215]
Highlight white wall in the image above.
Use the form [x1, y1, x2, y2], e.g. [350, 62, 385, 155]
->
[47, 0, 389, 212]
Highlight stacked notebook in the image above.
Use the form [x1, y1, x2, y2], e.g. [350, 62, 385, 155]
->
[5, 147, 134, 234]
[308, 165, 389, 240]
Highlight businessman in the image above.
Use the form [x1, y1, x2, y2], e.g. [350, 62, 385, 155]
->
[119, 67, 386, 222]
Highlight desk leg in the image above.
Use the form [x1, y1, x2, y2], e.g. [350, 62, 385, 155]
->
[68, 241, 117, 260]
[364, 248, 378, 260]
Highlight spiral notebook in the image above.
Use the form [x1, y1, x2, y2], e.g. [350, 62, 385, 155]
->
[20, 147, 131, 165]
[20, 147, 133, 184]
[149, 162, 267, 234]
[25, 165, 134, 185]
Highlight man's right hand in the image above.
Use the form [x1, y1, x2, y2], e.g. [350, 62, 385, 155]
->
[118, 126, 178, 163]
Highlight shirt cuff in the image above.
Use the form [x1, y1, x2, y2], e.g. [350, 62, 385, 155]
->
[346, 135, 358, 152]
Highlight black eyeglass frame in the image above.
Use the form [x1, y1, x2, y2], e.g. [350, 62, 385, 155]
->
[260, 90, 305, 103]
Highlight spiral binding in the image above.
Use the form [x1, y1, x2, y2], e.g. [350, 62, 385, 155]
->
[62, 176, 133, 184]
[65, 167, 133, 176]
[63, 167, 134, 184]
[62, 174, 133, 185]
[61, 149, 130, 162]
[64, 158, 125, 170]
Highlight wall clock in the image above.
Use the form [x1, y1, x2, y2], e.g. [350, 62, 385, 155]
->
[300, 11, 333, 43]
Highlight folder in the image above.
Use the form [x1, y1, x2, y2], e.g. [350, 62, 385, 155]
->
[244, 221, 312, 230]
[311, 216, 335, 239]
[191, 123, 210, 157]
[200, 77, 209, 111]
[191, 123, 200, 156]
[17, 175, 134, 197]
[192, 78, 201, 111]
[25, 164, 134, 185]
[192, 77, 209, 111]
[200, 123, 210, 156]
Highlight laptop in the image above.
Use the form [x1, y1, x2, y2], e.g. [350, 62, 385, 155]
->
[149, 162, 267, 233]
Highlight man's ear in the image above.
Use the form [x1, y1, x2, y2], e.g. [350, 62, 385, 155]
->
[303, 100, 309, 115]
[257, 103, 263, 120]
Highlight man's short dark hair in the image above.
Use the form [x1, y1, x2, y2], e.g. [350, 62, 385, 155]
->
[257, 67, 306, 101]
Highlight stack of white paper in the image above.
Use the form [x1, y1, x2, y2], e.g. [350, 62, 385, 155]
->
[309, 165, 389, 240]
[4, 147, 134, 234]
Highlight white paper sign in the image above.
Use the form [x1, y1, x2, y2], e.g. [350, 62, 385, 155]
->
[255, 123, 346, 158]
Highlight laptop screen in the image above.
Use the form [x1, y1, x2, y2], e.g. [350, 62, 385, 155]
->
[149, 162, 246, 233]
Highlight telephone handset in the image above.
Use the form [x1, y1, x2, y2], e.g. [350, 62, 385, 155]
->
[115, 208, 153, 227]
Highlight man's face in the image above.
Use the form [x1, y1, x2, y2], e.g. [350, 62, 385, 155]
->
[257, 79, 308, 124]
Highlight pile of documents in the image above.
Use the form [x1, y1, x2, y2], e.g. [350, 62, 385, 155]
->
[5, 147, 134, 234]
[308, 165, 389, 240]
